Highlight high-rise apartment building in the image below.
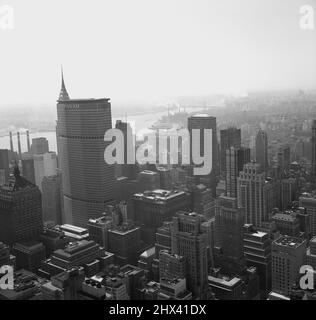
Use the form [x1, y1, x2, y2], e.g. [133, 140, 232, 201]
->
[56, 73, 115, 226]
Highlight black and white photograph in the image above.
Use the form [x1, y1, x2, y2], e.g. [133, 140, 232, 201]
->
[0, 0, 316, 312]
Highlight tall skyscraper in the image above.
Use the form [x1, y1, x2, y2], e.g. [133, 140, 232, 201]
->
[243, 224, 271, 298]
[56, 72, 115, 226]
[31, 137, 49, 155]
[311, 120, 316, 177]
[42, 174, 62, 225]
[220, 127, 241, 175]
[114, 120, 136, 180]
[0, 165, 43, 245]
[237, 162, 276, 227]
[271, 236, 306, 297]
[188, 114, 218, 196]
[277, 145, 291, 175]
[214, 195, 245, 275]
[225, 147, 250, 198]
[171, 211, 208, 298]
[21, 157, 36, 184]
[34, 152, 58, 191]
[255, 130, 268, 173]
[132, 189, 190, 244]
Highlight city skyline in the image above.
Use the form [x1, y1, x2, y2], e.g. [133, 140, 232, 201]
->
[0, 0, 315, 105]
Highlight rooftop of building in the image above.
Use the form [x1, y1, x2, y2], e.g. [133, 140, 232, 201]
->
[0, 166, 37, 193]
[300, 192, 316, 201]
[208, 275, 241, 287]
[53, 240, 97, 257]
[133, 189, 186, 202]
[140, 247, 156, 258]
[58, 98, 110, 104]
[273, 235, 305, 248]
[272, 212, 298, 222]
[190, 113, 215, 118]
[108, 224, 139, 235]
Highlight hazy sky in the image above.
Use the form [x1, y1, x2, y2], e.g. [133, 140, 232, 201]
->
[0, 0, 315, 105]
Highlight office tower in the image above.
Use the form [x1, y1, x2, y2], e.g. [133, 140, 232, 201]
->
[225, 147, 250, 198]
[114, 120, 136, 179]
[214, 196, 245, 275]
[171, 211, 208, 298]
[56, 74, 115, 227]
[299, 193, 316, 237]
[108, 225, 141, 266]
[0, 165, 42, 245]
[42, 175, 62, 225]
[271, 236, 306, 297]
[31, 137, 49, 155]
[138, 170, 160, 191]
[220, 127, 241, 175]
[133, 189, 190, 244]
[280, 178, 297, 211]
[271, 211, 300, 237]
[243, 224, 271, 298]
[21, 158, 35, 184]
[188, 114, 218, 197]
[190, 184, 215, 218]
[17, 132, 22, 158]
[277, 145, 291, 175]
[159, 250, 186, 281]
[237, 162, 276, 227]
[311, 120, 316, 176]
[34, 152, 58, 191]
[306, 236, 316, 269]
[255, 130, 268, 173]
[155, 221, 173, 255]
[87, 214, 113, 249]
[0, 149, 9, 186]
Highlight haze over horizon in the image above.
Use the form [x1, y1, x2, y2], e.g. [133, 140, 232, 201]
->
[0, 0, 315, 106]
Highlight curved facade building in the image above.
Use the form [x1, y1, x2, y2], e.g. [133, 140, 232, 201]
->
[56, 74, 115, 226]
